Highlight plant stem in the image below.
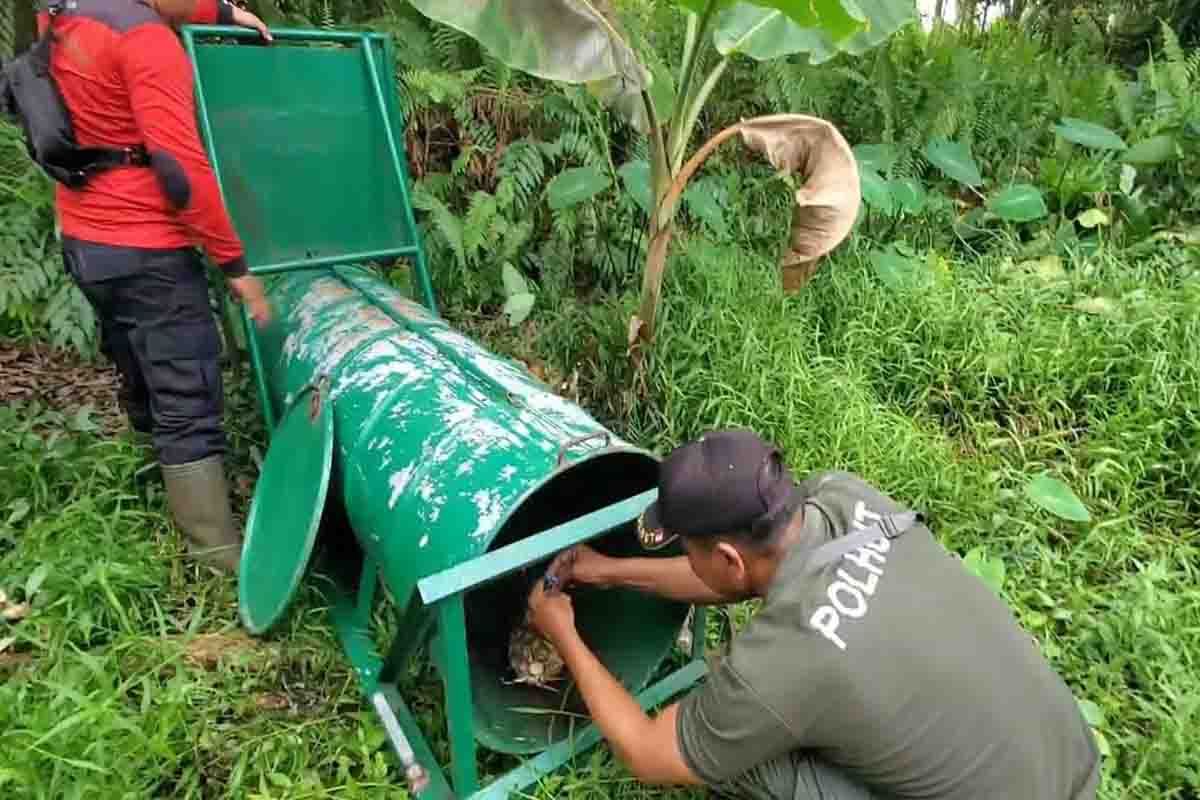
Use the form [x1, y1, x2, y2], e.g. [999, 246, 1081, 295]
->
[641, 89, 672, 231]
[636, 122, 745, 344]
[671, 57, 729, 174]
[667, 0, 720, 178]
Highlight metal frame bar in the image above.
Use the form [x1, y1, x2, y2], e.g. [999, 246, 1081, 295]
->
[335, 587, 706, 800]
[185, 25, 389, 42]
[417, 490, 657, 604]
[181, 25, 440, 438]
[184, 23, 708, 799]
[325, 492, 708, 799]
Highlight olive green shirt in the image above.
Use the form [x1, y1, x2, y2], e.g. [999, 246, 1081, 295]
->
[677, 471, 1100, 800]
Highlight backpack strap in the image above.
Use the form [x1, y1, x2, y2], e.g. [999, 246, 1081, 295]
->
[806, 510, 923, 571]
[2, 1, 150, 189]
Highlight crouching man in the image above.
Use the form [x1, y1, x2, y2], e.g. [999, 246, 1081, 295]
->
[528, 429, 1100, 800]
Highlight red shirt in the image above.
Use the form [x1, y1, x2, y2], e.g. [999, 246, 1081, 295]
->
[38, 0, 246, 273]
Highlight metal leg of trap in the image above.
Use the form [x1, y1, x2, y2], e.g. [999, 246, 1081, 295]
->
[328, 493, 709, 799]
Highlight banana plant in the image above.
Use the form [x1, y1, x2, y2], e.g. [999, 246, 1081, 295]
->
[408, 0, 916, 346]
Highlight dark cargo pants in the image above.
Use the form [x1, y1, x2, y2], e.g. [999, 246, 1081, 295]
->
[62, 237, 226, 466]
[713, 753, 880, 800]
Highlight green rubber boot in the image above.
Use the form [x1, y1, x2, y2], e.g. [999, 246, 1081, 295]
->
[161, 455, 243, 574]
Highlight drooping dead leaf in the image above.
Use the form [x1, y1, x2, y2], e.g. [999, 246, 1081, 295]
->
[736, 114, 861, 278]
[642, 114, 862, 328]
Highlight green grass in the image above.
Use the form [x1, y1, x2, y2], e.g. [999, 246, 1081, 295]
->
[533, 233, 1200, 798]
[3, 232, 1199, 799]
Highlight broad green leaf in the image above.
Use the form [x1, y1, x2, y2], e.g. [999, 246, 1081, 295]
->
[617, 160, 652, 214]
[683, 177, 730, 238]
[407, 0, 649, 130]
[1025, 474, 1091, 522]
[1119, 164, 1137, 195]
[889, 178, 926, 215]
[713, 0, 915, 64]
[546, 165, 612, 211]
[853, 143, 898, 173]
[923, 138, 983, 187]
[673, 0, 720, 12]
[1121, 135, 1177, 166]
[25, 565, 50, 599]
[70, 405, 99, 433]
[869, 248, 930, 290]
[1076, 209, 1110, 229]
[268, 772, 293, 788]
[858, 166, 894, 214]
[6, 499, 30, 526]
[963, 547, 1006, 595]
[986, 184, 1048, 223]
[648, 60, 677, 123]
[501, 262, 529, 298]
[502, 293, 536, 326]
[1077, 699, 1107, 728]
[1053, 118, 1128, 151]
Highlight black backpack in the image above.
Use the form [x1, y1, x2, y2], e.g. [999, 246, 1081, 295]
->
[0, 2, 148, 189]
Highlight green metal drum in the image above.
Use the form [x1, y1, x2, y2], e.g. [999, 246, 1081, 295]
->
[183, 26, 708, 799]
[247, 264, 688, 753]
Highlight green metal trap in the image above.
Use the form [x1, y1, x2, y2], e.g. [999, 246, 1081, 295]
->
[183, 26, 707, 799]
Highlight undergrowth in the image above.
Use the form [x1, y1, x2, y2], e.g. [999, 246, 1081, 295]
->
[3, 2, 1199, 799]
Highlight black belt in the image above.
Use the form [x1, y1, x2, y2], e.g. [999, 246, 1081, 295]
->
[62, 144, 150, 188]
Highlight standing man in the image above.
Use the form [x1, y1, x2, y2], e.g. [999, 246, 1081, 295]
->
[32, 0, 273, 572]
[530, 429, 1101, 800]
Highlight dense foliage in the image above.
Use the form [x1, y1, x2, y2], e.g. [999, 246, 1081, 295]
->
[1, 2, 1198, 798]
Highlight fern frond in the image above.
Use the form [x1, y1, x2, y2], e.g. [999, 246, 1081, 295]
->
[540, 131, 593, 166]
[411, 184, 466, 268]
[401, 68, 480, 106]
[462, 191, 499, 258]
[1107, 70, 1136, 133]
[431, 24, 463, 70]
[1160, 20, 1191, 100]
[551, 206, 577, 245]
[496, 139, 545, 214]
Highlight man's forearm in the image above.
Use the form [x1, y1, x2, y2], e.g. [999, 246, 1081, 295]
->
[553, 628, 699, 785]
[596, 556, 723, 605]
[557, 628, 650, 767]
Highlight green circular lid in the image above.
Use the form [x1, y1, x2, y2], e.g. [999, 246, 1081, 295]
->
[239, 383, 334, 634]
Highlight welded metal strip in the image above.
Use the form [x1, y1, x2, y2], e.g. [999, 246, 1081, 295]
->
[417, 490, 657, 605]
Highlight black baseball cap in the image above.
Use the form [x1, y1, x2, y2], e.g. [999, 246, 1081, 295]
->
[638, 429, 795, 550]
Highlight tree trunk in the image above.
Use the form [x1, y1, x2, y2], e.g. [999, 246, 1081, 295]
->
[14, 0, 36, 53]
[933, 0, 946, 26]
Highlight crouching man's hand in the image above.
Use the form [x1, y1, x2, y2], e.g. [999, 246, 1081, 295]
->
[546, 544, 615, 590]
[528, 577, 576, 647]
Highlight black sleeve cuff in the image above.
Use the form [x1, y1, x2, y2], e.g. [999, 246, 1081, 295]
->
[217, 1, 236, 25]
[219, 255, 249, 278]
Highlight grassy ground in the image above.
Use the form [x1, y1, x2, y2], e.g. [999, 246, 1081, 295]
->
[2, 231, 1198, 798]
